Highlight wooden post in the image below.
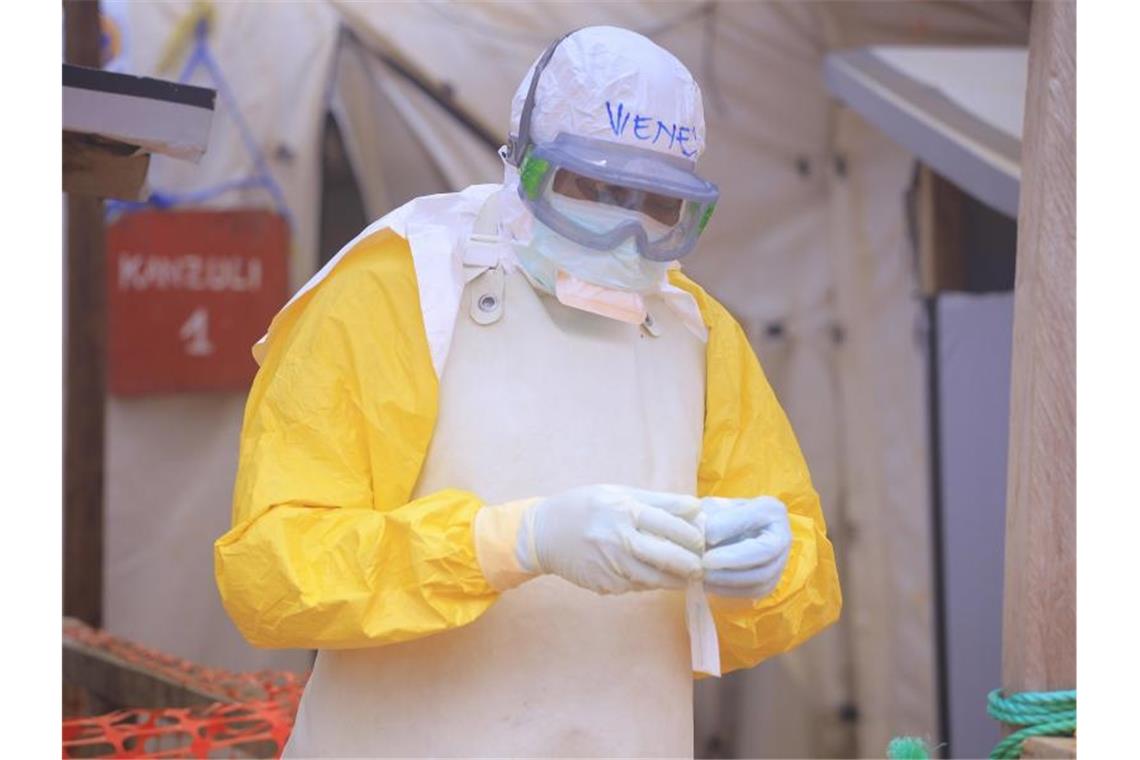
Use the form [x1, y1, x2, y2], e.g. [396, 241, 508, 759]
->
[1001, 0, 1076, 707]
[916, 166, 966, 296]
[63, 0, 106, 627]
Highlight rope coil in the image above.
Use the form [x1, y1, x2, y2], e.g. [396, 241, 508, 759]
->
[987, 689, 1076, 759]
[887, 689, 1075, 759]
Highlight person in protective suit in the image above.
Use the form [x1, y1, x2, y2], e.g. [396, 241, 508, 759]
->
[215, 25, 841, 758]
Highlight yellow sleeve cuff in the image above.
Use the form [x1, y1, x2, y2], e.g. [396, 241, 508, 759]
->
[474, 498, 541, 591]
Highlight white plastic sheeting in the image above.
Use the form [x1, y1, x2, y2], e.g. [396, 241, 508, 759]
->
[870, 47, 1027, 139]
[327, 29, 493, 216]
[827, 108, 940, 751]
[96, 1, 1028, 755]
[824, 45, 1024, 217]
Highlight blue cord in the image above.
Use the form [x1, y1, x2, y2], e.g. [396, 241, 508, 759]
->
[108, 18, 294, 229]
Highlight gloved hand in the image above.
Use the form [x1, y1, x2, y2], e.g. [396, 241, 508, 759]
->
[699, 495, 792, 599]
[477, 485, 705, 595]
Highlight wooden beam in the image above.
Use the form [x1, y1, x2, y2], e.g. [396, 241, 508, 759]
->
[64, 634, 233, 714]
[63, 0, 106, 627]
[63, 131, 150, 201]
[62, 618, 268, 715]
[916, 165, 967, 296]
[1020, 736, 1077, 759]
[1001, 0, 1076, 706]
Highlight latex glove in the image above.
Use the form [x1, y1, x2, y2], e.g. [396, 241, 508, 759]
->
[478, 485, 705, 595]
[699, 495, 792, 599]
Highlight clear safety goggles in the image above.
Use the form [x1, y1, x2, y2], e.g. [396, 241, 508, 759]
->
[517, 133, 719, 262]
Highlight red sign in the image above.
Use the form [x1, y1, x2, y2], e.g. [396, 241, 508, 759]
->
[106, 209, 289, 395]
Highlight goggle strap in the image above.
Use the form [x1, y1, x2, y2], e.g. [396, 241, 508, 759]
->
[508, 29, 580, 167]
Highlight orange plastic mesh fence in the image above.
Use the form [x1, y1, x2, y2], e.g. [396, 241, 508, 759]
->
[63, 700, 295, 759]
[63, 620, 308, 758]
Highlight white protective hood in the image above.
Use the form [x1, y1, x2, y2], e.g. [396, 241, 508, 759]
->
[509, 25, 707, 160]
[498, 25, 715, 325]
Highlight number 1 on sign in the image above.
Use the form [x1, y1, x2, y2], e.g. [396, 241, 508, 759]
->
[180, 307, 216, 357]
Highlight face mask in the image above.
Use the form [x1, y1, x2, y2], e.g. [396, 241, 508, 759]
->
[513, 195, 672, 294]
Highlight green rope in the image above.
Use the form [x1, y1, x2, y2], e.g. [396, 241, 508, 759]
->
[887, 690, 1074, 760]
[987, 689, 1076, 759]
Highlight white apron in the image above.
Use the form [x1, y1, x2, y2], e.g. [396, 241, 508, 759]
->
[284, 262, 708, 758]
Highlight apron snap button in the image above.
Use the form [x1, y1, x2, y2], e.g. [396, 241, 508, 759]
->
[641, 311, 662, 337]
[469, 267, 506, 326]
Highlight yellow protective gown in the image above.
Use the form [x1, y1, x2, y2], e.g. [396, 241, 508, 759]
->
[286, 252, 706, 756]
[215, 225, 841, 677]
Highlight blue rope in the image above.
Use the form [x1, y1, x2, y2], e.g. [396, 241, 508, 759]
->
[108, 19, 293, 228]
[108, 176, 271, 213]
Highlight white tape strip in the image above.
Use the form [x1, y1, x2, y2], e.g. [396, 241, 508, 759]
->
[685, 580, 721, 677]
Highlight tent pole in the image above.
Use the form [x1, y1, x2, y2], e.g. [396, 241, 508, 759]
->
[1000, 0, 1075, 731]
[63, 0, 107, 628]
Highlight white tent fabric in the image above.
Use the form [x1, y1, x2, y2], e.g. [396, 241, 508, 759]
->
[828, 108, 941, 749]
[327, 29, 497, 216]
[102, 0, 341, 675]
[97, 1, 1027, 755]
